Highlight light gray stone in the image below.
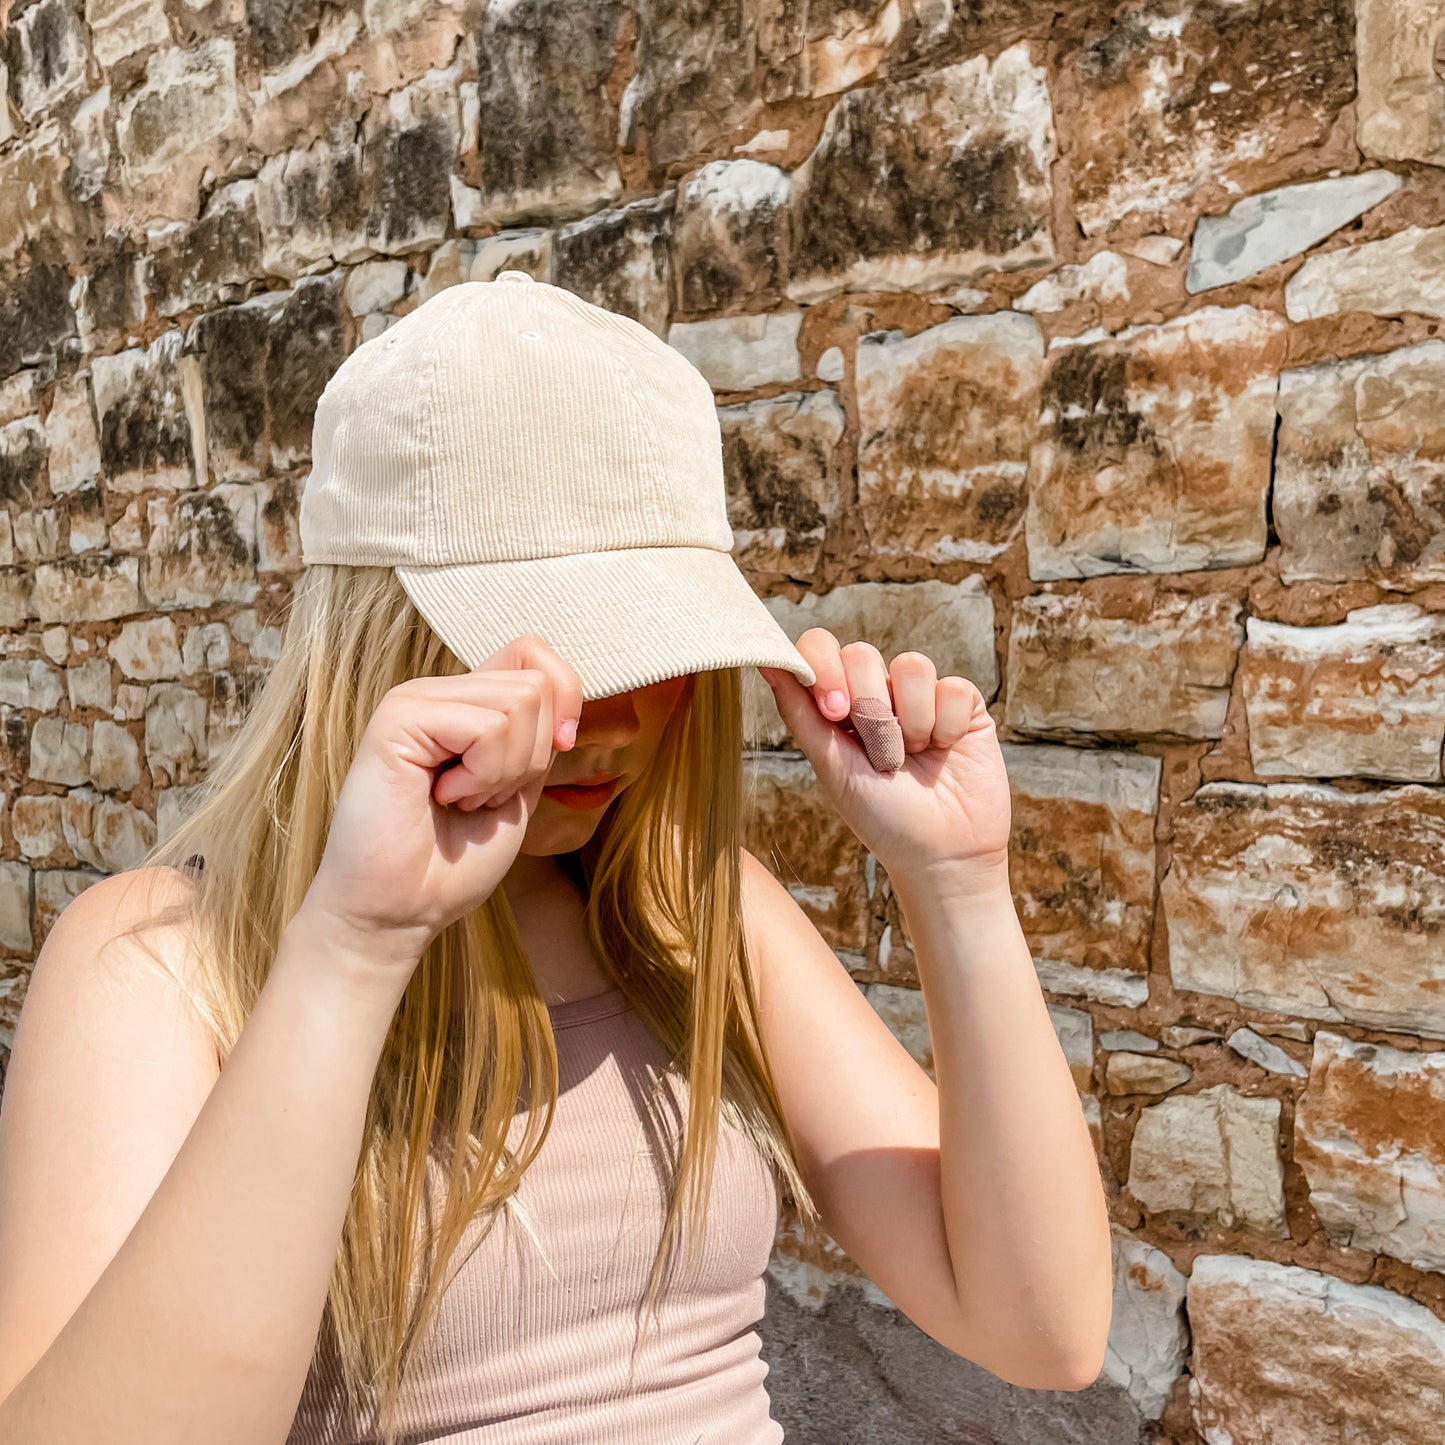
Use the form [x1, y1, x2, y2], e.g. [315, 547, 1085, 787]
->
[11, 0, 90, 118]
[27, 717, 90, 787]
[116, 39, 239, 177]
[0, 861, 33, 952]
[1049, 1003, 1095, 1092]
[1101, 1029, 1159, 1053]
[1129, 1084, 1287, 1236]
[1103, 1228, 1188, 1420]
[667, 313, 803, 392]
[86, 0, 171, 68]
[344, 259, 410, 316]
[44, 374, 101, 495]
[1226, 1026, 1307, 1078]
[814, 345, 844, 382]
[67, 659, 112, 711]
[144, 683, 208, 786]
[1016, 251, 1130, 312]
[0, 659, 62, 712]
[1187, 171, 1402, 293]
[182, 623, 231, 674]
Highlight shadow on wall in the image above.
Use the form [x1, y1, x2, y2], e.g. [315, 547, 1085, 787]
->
[760, 1278, 1141, 1445]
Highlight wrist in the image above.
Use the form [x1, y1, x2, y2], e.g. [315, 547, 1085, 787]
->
[889, 853, 1013, 908]
[279, 906, 425, 1019]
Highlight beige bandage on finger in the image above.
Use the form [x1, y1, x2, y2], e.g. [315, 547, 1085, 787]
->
[849, 696, 905, 772]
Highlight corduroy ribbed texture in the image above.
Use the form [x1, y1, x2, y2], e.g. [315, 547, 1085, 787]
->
[286, 991, 785, 1445]
[297, 275, 818, 702]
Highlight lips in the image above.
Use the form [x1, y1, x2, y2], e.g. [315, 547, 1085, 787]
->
[542, 775, 621, 810]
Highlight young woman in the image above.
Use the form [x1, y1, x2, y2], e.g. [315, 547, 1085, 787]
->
[0, 276, 1111, 1444]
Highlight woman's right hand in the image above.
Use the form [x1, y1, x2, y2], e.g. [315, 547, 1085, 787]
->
[293, 634, 584, 984]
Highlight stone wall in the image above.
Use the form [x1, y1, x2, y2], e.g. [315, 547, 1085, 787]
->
[2, 1, 1444, 1441]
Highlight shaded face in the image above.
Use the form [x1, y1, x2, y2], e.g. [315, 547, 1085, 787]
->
[519, 672, 692, 854]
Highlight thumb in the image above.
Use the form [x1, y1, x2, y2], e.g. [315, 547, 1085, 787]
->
[760, 667, 851, 778]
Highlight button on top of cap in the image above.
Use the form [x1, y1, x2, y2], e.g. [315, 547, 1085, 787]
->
[496, 270, 535, 283]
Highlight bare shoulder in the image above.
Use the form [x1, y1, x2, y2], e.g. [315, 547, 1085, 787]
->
[0, 865, 221, 1390]
[25, 864, 211, 1020]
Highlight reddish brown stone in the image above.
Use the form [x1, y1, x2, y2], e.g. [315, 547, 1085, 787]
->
[1027, 307, 1286, 580]
[1162, 782, 1445, 1038]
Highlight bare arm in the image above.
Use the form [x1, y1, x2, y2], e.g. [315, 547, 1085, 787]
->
[743, 848, 1111, 1390]
[0, 871, 409, 1445]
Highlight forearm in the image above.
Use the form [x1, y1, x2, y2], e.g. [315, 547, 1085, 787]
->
[0, 913, 405, 1445]
[894, 867, 1112, 1385]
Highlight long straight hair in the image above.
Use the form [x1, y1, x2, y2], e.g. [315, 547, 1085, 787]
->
[119, 562, 822, 1442]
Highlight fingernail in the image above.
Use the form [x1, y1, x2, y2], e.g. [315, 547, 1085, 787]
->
[558, 718, 578, 748]
[823, 690, 848, 717]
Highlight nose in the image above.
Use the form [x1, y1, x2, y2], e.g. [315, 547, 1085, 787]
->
[576, 691, 642, 747]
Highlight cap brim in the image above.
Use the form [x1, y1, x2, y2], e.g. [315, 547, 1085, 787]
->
[394, 545, 818, 702]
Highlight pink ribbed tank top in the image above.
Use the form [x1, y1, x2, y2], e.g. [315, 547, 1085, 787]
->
[286, 987, 785, 1444]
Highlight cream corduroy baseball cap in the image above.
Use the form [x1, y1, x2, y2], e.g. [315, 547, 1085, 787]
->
[298, 272, 818, 702]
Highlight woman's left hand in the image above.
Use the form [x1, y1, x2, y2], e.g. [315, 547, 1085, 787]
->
[759, 629, 1013, 895]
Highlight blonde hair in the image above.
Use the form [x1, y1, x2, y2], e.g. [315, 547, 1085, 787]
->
[121, 562, 822, 1442]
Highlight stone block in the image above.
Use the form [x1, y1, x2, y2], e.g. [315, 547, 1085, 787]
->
[1002, 744, 1159, 989]
[89, 719, 142, 794]
[141, 489, 259, 609]
[553, 194, 674, 338]
[115, 39, 240, 179]
[1028, 307, 1283, 579]
[27, 717, 89, 787]
[672, 160, 791, 314]
[0, 860, 32, 952]
[34, 554, 140, 624]
[1063, 0, 1353, 236]
[11, 793, 64, 860]
[144, 682, 208, 787]
[786, 46, 1055, 303]
[1005, 591, 1244, 742]
[0, 659, 62, 712]
[1187, 1255, 1445, 1445]
[147, 181, 264, 321]
[34, 867, 103, 939]
[1295, 1031, 1445, 1273]
[720, 390, 843, 583]
[1128, 1084, 1287, 1236]
[1106, 1053, 1192, 1095]
[44, 373, 101, 496]
[1286, 223, 1445, 321]
[1102, 1228, 1188, 1420]
[1162, 782, 1445, 1037]
[0, 122, 72, 266]
[1274, 341, 1445, 585]
[856, 312, 1045, 566]
[10, 0, 90, 118]
[108, 617, 183, 682]
[86, 0, 170, 68]
[668, 314, 803, 392]
[91, 331, 193, 494]
[474, 0, 624, 223]
[1357, 0, 1445, 165]
[66, 659, 112, 712]
[1241, 606, 1445, 782]
[0, 416, 47, 509]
